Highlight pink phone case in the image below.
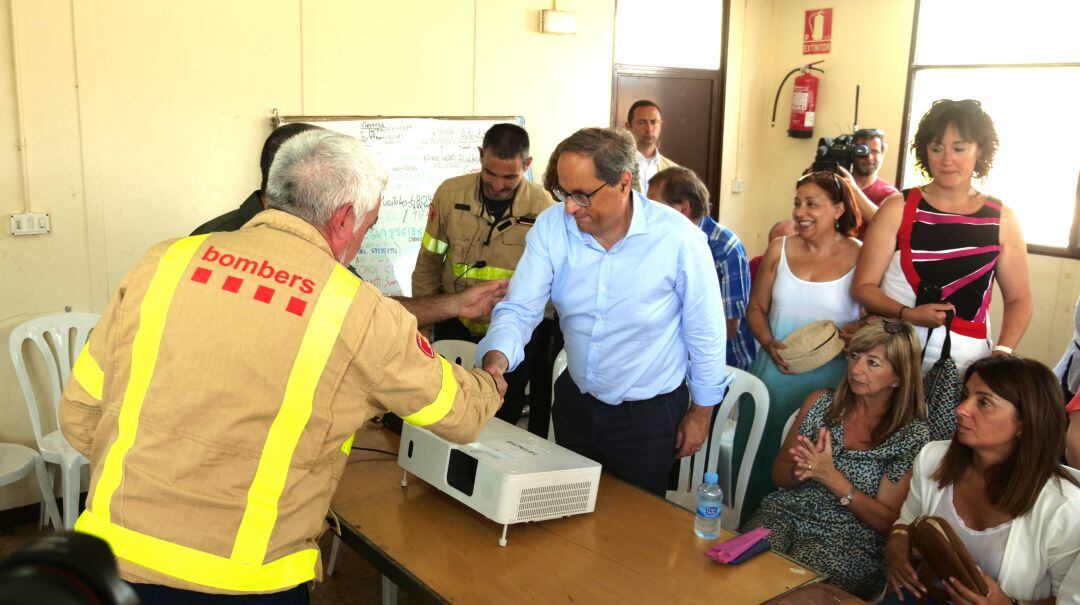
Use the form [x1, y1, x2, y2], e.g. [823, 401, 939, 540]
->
[705, 527, 771, 564]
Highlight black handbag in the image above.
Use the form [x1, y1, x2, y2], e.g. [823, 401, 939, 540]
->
[924, 311, 962, 441]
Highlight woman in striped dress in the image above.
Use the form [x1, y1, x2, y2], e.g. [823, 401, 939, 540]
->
[851, 99, 1032, 375]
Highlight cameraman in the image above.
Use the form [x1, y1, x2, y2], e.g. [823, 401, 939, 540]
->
[809, 131, 887, 234]
[851, 128, 899, 207]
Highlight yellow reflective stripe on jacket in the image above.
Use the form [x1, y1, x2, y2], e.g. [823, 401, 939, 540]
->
[232, 264, 359, 564]
[459, 317, 490, 335]
[93, 234, 209, 522]
[340, 433, 355, 455]
[82, 237, 351, 590]
[421, 232, 448, 255]
[75, 510, 318, 592]
[451, 263, 514, 281]
[72, 343, 104, 401]
[402, 356, 458, 427]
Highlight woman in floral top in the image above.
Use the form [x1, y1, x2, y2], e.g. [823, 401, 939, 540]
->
[743, 320, 929, 599]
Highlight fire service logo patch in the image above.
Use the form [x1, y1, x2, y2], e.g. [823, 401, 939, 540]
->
[416, 333, 435, 358]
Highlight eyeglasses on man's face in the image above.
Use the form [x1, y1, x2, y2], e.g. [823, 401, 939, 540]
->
[551, 182, 610, 207]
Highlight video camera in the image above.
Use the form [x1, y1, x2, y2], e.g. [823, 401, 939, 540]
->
[811, 133, 869, 174]
[0, 532, 137, 605]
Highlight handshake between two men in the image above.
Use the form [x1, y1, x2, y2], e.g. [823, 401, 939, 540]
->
[405, 279, 511, 401]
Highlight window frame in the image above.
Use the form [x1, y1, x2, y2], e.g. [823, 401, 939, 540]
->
[896, 0, 1080, 259]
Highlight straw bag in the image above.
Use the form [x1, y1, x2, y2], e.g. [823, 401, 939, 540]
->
[778, 320, 845, 374]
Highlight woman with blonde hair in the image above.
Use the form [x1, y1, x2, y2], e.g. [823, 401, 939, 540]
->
[744, 319, 929, 599]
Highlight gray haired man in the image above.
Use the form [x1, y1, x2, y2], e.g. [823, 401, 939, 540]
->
[61, 129, 504, 602]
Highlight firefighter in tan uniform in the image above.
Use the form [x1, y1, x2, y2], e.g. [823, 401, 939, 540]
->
[60, 130, 505, 603]
[412, 123, 553, 431]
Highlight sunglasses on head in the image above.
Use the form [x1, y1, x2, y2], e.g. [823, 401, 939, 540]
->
[932, 98, 982, 109]
[863, 315, 908, 335]
[798, 171, 844, 200]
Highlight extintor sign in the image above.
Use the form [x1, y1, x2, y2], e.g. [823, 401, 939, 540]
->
[803, 8, 832, 55]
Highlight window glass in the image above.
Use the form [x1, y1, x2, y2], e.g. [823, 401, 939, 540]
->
[614, 0, 722, 70]
[902, 67, 1080, 248]
[915, 0, 1080, 65]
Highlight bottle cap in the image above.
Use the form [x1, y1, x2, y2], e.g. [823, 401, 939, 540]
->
[705, 472, 719, 484]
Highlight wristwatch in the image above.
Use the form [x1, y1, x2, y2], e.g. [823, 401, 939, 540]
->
[839, 487, 857, 506]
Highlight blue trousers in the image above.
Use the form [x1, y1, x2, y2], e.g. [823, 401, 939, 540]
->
[552, 372, 688, 495]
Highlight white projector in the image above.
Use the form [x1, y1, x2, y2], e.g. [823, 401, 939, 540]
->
[398, 418, 602, 545]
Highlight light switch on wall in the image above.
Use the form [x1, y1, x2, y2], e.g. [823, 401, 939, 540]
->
[10, 212, 50, 236]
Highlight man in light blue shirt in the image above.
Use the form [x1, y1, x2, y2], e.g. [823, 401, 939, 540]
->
[478, 127, 732, 494]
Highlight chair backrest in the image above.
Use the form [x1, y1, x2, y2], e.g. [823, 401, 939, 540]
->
[432, 339, 478, 370]
[781, 410, 800, 449]
[1065, 465, 1080, 484]
[9, 313, 100, 449]
[548, 349, 568, 441]
[671, 367, 769, 529]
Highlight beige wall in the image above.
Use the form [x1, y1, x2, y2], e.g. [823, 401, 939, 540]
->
[719, 0, 914, 249]
[0, 0, 615, 510]
[1, 0, 1075, 512]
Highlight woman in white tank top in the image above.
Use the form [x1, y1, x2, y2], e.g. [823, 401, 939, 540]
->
[735, 172, 864, 522]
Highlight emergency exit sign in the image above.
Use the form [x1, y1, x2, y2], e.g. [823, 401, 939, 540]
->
[803, 8, 832, 55]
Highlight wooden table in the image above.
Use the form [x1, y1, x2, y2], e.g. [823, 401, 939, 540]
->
[331, 424, 821, 604]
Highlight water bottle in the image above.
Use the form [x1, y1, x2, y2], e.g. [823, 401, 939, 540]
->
[694, 472, 723, 539]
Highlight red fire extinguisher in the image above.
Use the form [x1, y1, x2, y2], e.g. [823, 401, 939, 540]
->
[788, 70, 819, 138]
[771, 61, 825, 139]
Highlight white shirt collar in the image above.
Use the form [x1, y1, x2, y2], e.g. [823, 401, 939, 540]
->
[636, 150, 660, 167]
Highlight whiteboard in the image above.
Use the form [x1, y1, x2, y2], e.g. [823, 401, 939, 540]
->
[278, 115, 527, 297]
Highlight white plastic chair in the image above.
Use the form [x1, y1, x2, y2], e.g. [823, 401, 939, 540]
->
[9, 312, 98, 529]
[665, 367, 769, 531]
[431, 339, 478, 369]
[0, 443, 61, 529]
[781, 409, 800, 449]
[547, 349, 568, 441]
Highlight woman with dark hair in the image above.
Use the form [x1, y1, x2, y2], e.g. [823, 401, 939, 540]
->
[885, 356, 1080, 604]
[852, 99, 1032, 374]
[736, 171, 863, 521]
[744, 320, 929, 599]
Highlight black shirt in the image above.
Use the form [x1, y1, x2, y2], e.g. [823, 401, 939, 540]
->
[480, 189, 513, 222]
[190, 191, 263, 235]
